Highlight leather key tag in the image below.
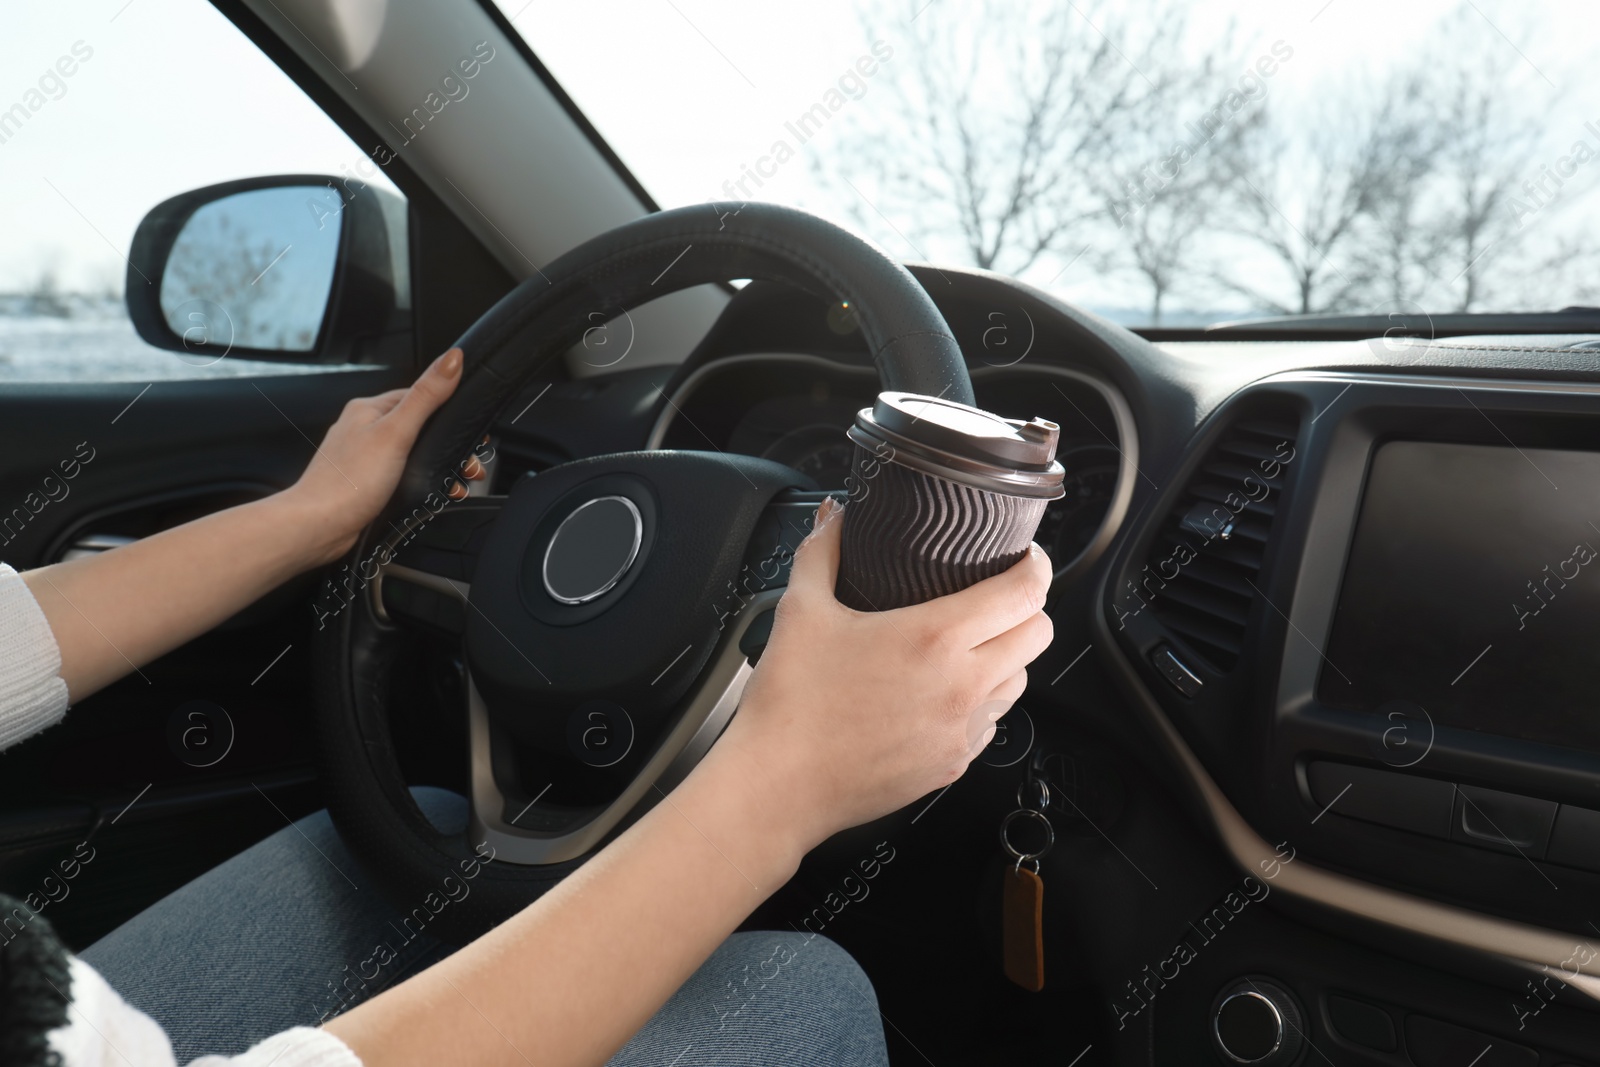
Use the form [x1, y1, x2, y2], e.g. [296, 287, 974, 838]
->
[1002, 865, 1045, 991]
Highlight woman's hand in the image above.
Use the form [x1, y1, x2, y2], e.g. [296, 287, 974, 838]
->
[23, 350, 483, 701]
[709, 496, 1055, 856]
[283, 348, 479, 565]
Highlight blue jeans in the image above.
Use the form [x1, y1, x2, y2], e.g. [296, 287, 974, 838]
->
[82, 787, 889, 1066]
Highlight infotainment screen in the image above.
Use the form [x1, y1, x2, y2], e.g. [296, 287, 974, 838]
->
[1319, 440, 1600, 753]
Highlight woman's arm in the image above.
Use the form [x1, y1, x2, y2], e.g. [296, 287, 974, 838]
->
[325, 496, 1054, 1067]
[22, 349, 467, 704]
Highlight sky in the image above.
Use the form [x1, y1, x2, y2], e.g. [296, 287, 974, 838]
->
[501, 0, 1600, 315]
[0, 0, 393, 295]
[2, 0, 1596, 318]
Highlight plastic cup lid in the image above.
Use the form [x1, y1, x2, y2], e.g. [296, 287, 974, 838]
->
[850, 391, 1066, 498]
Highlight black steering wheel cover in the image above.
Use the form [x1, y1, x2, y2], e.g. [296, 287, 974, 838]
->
[315, 203, 973, 943]
[398, 201, 969, 507]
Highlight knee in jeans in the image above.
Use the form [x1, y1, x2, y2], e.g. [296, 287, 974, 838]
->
[608, 931, 888, 1066]
[714, 931, 883, 1046]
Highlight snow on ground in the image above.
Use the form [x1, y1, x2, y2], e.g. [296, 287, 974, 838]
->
[0, 310, 340, 383]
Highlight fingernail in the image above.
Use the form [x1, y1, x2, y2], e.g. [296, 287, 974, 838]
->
[434, 348, 463, 376]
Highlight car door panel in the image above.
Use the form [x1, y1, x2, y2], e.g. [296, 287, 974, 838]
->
[0, 370, 403, 564]
[0, 367, 403, 948]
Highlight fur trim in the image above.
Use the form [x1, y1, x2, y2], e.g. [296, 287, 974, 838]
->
[0, 892, 72, 1067]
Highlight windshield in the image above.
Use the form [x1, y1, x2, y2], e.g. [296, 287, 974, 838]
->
[500, 0, 1600, 327]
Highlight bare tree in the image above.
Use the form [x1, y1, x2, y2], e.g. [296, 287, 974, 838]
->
[1341, 75, 1449, 308]
[811, 0, 1599, 322]
[86, 261, 124, 305]
[162, 209, 304, 349]
[1123, 185, 1210, 324]
[1108, 103, 1262, 323]
[1209, 76, 1442, 316]
[815, 0, 1225, 280]
[1217, 4, 1584, 316]
[1482, 232, 1600, 311]
[1417, 13, 1550, 311]
[24, 263, 69, 318]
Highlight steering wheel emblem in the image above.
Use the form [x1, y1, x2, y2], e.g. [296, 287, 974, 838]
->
[541, 495, 645, 604]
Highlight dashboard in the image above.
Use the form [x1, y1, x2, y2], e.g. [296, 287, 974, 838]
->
[645, 353, 1133, 577]
[485, 267, 1600, 1062]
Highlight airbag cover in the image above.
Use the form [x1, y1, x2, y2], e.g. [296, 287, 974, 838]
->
[466, 450, 807, 718]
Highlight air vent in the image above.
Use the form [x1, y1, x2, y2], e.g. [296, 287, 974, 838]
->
[1145, 403, 1300, 673]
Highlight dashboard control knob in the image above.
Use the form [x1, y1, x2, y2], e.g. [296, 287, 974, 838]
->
[1211, 978, 1305, 1065]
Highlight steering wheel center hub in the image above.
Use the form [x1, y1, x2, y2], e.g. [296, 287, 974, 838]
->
[469, 452, 806, 730]
[541, 495, 644, 605]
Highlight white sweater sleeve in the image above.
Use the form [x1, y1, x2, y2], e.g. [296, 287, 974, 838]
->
[0, 562, 70, 751]
[49, 957, 363, 1067]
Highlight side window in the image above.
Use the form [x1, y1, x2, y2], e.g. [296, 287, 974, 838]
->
[0, 4, 407, 382]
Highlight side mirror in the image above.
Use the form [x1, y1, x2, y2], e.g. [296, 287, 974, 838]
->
[126, 175, 410, 365]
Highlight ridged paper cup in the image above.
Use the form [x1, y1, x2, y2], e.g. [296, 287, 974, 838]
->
[834, 392, 1065, 612]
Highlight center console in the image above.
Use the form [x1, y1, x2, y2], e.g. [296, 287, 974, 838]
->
[1272, 377, 1600, 933]
[1101, 371, 1600, 1061]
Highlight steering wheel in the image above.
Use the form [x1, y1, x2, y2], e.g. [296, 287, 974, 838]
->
[313, 202, 975, 943]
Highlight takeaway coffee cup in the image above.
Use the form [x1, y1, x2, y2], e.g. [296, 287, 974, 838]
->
[834, 391, 1065, 611]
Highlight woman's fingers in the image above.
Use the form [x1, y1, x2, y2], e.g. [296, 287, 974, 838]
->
[785, 496, 844, 600]
[971, 608, 1054, 677]
[981, 666, 1029, 709]
[729, 495, 1059, 846]
[903, 543, 1053, 650]
[787, 503, 1051, 675]
[446, 452, 489, 500]
[385, 348, 464, 439]
[964, 668, 1027, 756]
[354, 348, 481, 500]
[364, 389, 409, 417]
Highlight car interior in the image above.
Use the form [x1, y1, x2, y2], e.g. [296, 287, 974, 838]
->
[4, 1, 1600, 1064]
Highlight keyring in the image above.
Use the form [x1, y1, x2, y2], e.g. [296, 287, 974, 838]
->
[1000, 807, 1054, 871]
[1016, 778, 1050, 813]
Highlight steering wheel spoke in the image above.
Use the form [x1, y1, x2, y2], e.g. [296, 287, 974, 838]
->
[465, 588, 778, 864]
[464, 487, 826, 863]
[371, 497, 503, 637]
